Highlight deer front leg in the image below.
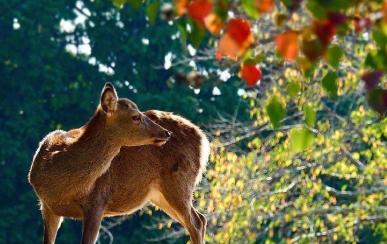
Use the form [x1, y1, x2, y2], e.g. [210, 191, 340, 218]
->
[81, 171, 111, 244]
[81, 203, 105, 244]
[42, 203, 62, 244]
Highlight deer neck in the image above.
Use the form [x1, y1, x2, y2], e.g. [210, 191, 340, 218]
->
[74, 111, 121, 170]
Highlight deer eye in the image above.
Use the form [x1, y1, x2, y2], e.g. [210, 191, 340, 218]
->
[132, 114, 141, 122]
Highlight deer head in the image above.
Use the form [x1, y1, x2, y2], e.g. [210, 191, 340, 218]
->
[100, 82, 171, 147]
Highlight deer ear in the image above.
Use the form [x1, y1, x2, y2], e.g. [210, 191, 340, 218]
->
[100, 82, 118, 114]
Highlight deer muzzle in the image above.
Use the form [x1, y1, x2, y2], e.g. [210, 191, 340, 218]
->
[153, 130, 172, 146]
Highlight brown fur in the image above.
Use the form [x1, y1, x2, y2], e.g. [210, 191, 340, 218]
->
[28, 84, 209, 244]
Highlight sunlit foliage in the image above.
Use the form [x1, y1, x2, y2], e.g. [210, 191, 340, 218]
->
[201, 81, 386, 242]
[122, 0, 387, 117]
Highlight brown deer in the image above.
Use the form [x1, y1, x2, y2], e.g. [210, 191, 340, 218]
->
[29, 83, 210, 244]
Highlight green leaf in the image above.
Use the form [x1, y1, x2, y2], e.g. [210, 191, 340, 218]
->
[365, 50, 387, 70]
[127, 0, 142, 9]
[286, 81, 301, 97]
[241, 0, 259, 19]
[321, 71, 338, 98]
[304, 104, 316, 127]
[329, 0, 352, 11]
[177, 21, 187, 48]
[372, 27, 387, 49]
[306, 0, 326, 19]
[281, 0, 293, 8]
[289, 127, 314, 152]
[188, 21, 206, 48]
[242, 50, 265, 64]
[113, 0, 126, 8]
[310, 0, 352, 12]
[146, 0, 160, 25]
[266, 95, 285, 128]
[326, 45, 343, 69]
[364, 51, 378, 69]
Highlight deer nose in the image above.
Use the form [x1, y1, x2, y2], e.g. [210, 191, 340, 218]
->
[165, 130, 172, 138]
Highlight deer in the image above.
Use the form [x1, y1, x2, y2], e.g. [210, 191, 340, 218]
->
[28, 82, 210, 244]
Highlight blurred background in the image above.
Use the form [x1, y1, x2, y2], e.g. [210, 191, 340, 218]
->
[0, 1, 248, 243]
[0, 0, 386, 243]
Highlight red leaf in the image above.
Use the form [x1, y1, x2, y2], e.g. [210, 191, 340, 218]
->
[204, 13, 223, 35]
[328, 12, 347, 25]
[354, 17, 372, 33]
[187, 0, 212, 24]
[175, 0, 189, 16]
[240, 64, 262, 87]
[256, 0, 275, 13]
[314, 19, 336, 45]
[275, 31, 299, 60]
[227, 18, 253, 45]
[215, 50, 223, 61]
[368, 88, 387, 116]
[217, 18, 254, 60]
[362, 70, 383, 90]
[217, 33, 241, 60]
[301, 37, 325, 61]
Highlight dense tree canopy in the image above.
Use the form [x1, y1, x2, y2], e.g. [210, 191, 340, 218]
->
[0, 0, 386, 243]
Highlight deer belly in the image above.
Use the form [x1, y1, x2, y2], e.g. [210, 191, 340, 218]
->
[104, 187, 159, 217]
[47, 200, 84, 219]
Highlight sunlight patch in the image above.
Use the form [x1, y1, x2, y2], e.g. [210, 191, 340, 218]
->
[218, 69, 231, 81]
[13, 18, 20, 30]
[60, 19, 75, 33]
[212, 86, 221, 96]
[164, 52, 173, 70]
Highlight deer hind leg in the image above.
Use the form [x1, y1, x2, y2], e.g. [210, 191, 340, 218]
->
[196, 210, 207, 240]
[155, 184, 206, 244]
[189, 207, 207, 244]
[153, 195, 205, 244]
[42, 203, 63, 244]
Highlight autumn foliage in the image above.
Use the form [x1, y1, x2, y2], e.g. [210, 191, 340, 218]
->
[187, 0, 212, 24]
[172, 0, 386, 115]
[217, 18, 254, 60]
[256, 0, 275, 13]
[275, 31, 299, 60]
[240, 64, 262, 87]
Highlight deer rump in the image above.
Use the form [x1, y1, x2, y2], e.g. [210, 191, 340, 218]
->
[32, 110, 209, 219]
